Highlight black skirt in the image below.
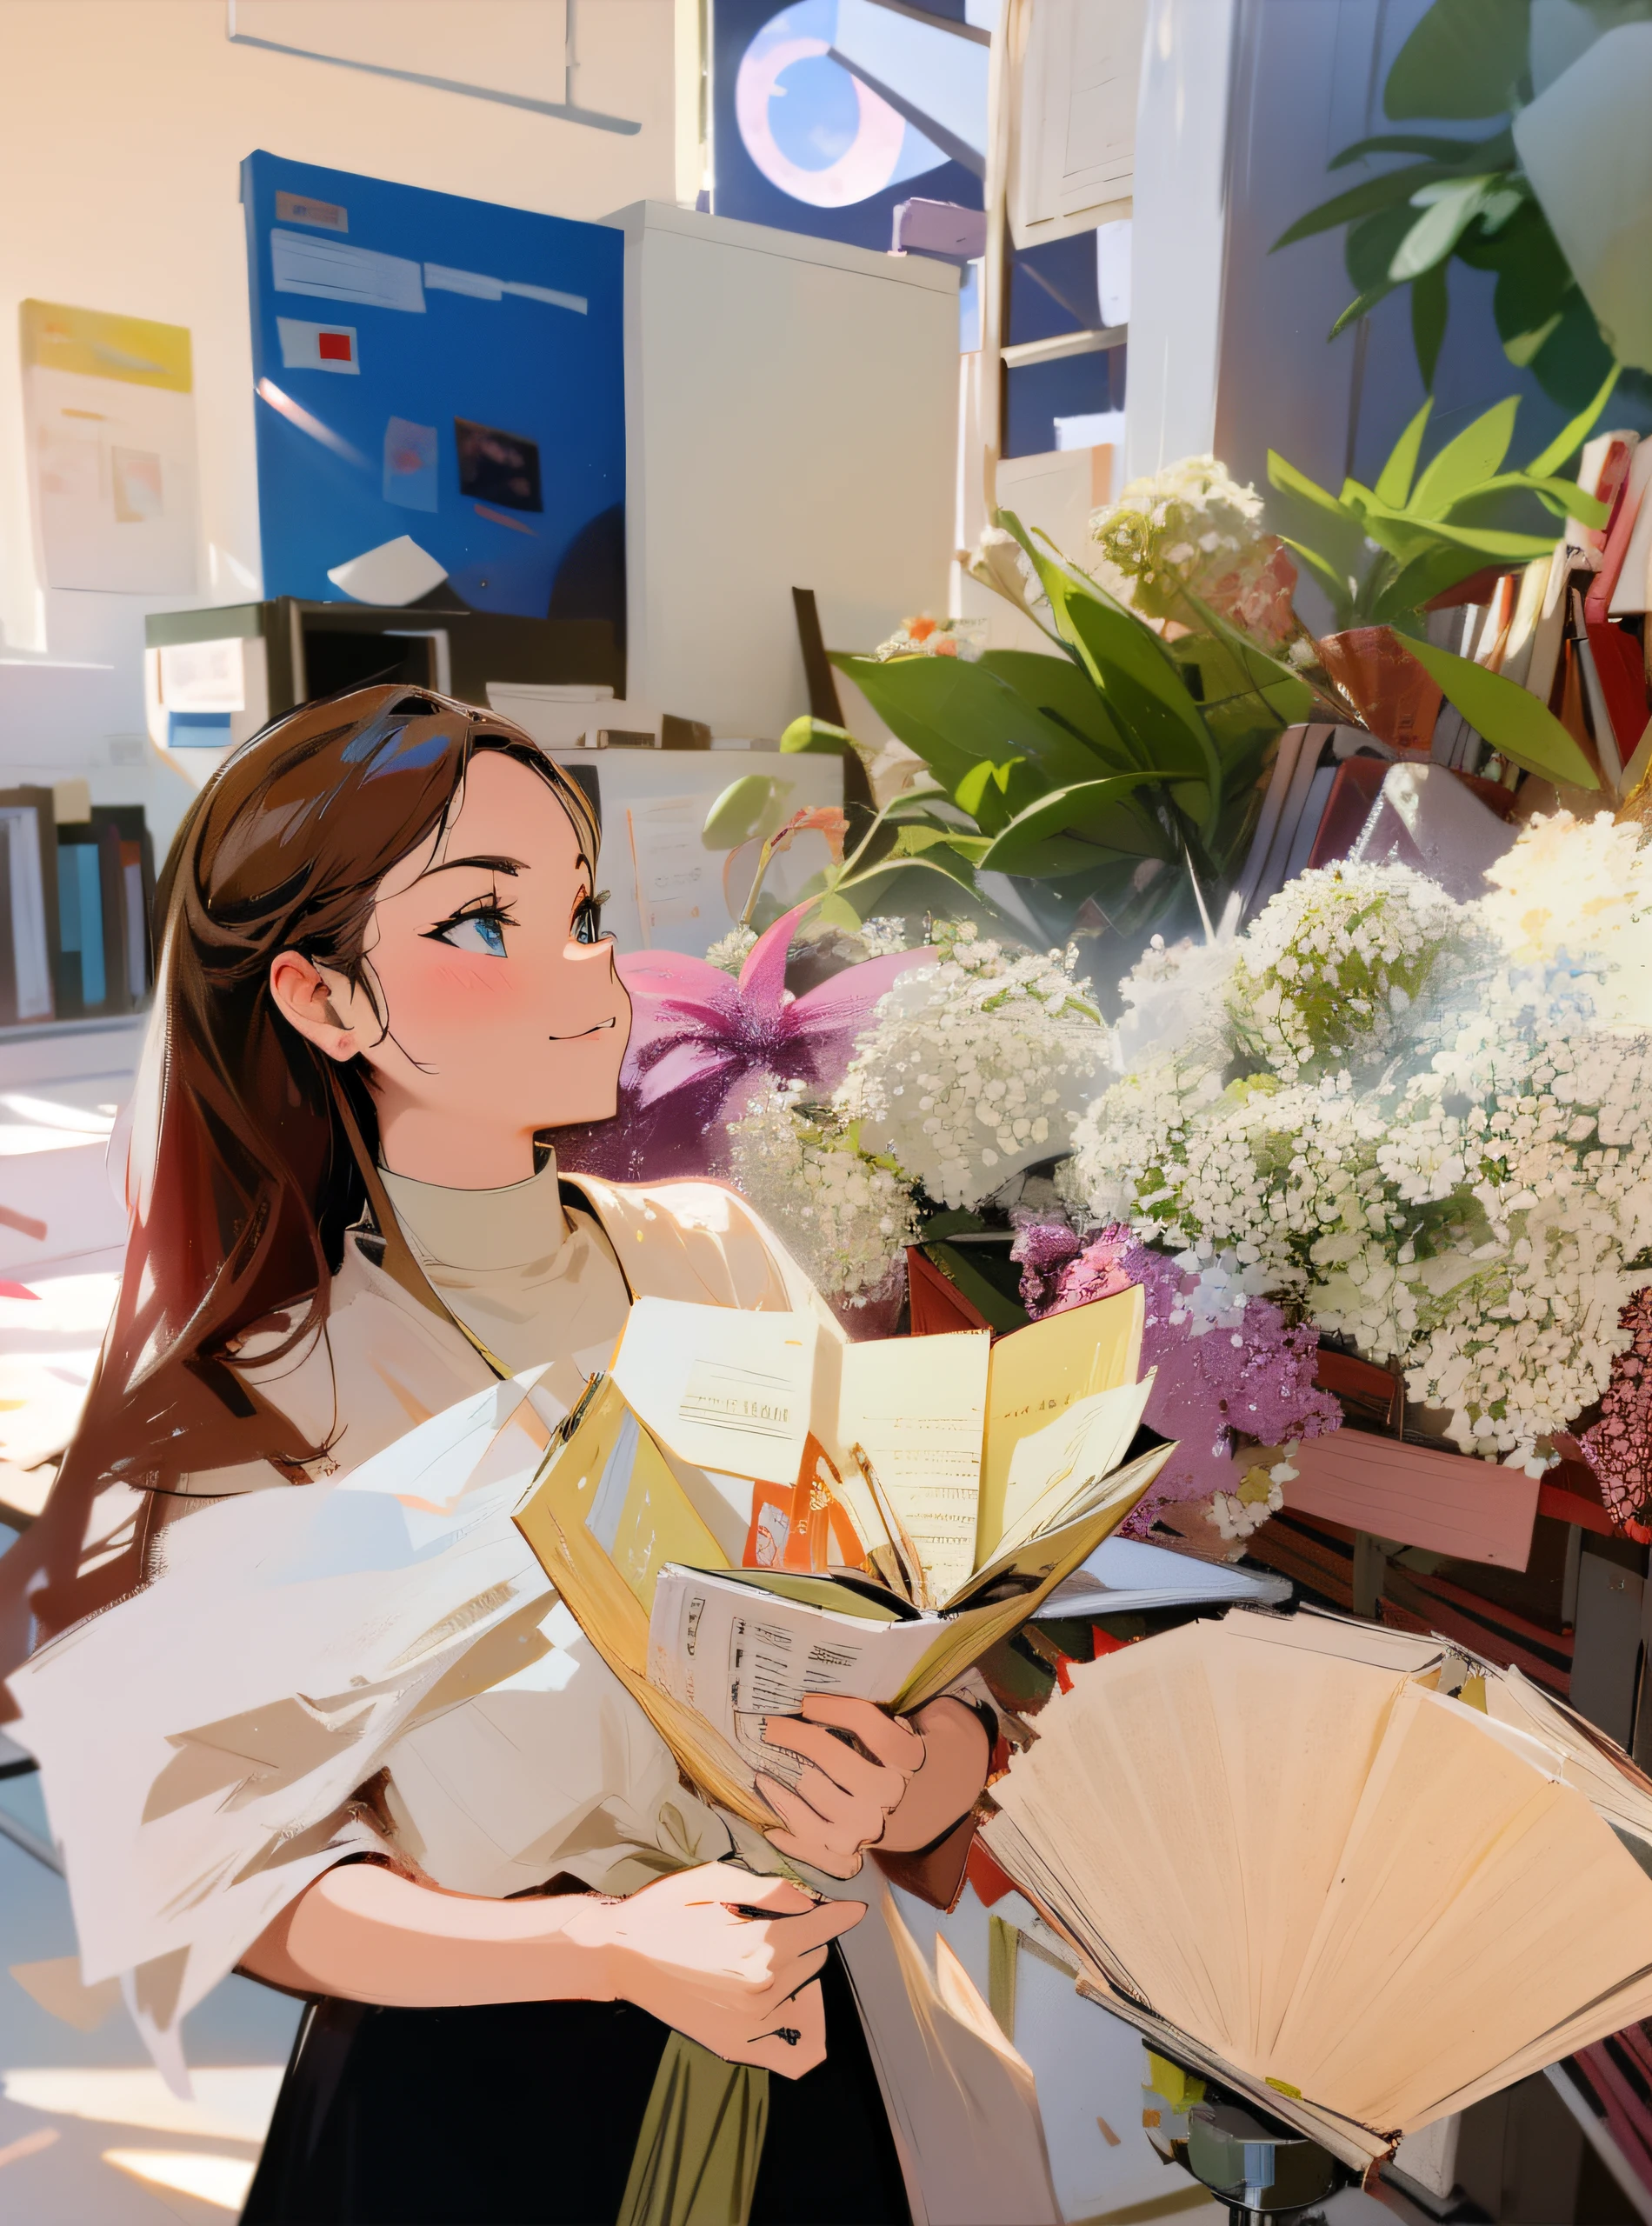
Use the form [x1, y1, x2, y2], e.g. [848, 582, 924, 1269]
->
[241, 1948, 910, 2226]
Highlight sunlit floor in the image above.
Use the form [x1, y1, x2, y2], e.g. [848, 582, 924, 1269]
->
[0, 1759, 302, 2222]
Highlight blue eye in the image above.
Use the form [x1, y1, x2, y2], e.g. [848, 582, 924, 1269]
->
[437, 911, 507, 957]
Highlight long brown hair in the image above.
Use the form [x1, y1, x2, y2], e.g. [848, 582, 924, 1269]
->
[12, 685, 600, 1652]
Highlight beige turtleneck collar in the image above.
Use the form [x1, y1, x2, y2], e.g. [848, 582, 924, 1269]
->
[378, 1151, 631, 1380]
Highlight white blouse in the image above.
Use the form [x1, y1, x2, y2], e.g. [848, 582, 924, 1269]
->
[8, 1172, 1060, 2226]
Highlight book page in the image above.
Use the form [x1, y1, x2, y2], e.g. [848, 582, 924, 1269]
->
[1483, 1663, 1652, 1845]
[648, 1563, 941, 1789]
[1274, 1681, 1652, 2131]
[610, 1296, 818, 1487]
[978, 1285, 1144, 1562]
[839, 1330, 989, 1607]
[516, 1376, 730, 1617]
[992, 1373, 1155, 1567]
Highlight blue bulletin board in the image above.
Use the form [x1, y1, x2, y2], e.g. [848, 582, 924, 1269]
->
[241, 152, 625, 628]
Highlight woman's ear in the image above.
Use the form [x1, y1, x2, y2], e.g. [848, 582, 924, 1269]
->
[270, 950, 358, 1064]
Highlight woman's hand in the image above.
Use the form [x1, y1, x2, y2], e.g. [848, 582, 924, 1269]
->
[758, 1696, 990, 1879]
[583, 1862, 864, 2077]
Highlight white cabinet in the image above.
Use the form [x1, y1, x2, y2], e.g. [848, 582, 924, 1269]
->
[605, 203, 958, 740]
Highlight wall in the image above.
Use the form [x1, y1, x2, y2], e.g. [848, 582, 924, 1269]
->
[1126, 0, 1650, 621]
[1124, 0, 1237, 481]
[0, 0, 676, 855]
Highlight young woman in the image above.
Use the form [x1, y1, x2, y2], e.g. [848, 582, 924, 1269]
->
[2, 690, 1057, 2226]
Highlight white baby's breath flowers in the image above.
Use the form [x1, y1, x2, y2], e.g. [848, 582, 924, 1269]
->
[839, 925, 1105, 1210]
[1226, 861, 1463, 1082]
[1479, 808, 1652, 1028]
[728, 1085, 920, 1303]
[1089, 457, 1265, 619]
[1069, 834, 1652, 1470]
[703, 923, 758, 976]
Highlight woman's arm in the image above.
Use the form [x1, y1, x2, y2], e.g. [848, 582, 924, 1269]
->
[243, 1860, 863, 2076]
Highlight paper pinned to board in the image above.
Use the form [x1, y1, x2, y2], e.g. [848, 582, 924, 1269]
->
[325, 534, 447, 606]
[271, 229, 426, 314]
[21, 300, 198, 595]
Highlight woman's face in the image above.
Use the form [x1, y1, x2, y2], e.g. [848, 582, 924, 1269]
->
[305, 751, 629, 1172]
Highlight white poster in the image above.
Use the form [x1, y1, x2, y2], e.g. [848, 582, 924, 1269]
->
[624, 794, 721, 945]
[22, 300, 198, 594]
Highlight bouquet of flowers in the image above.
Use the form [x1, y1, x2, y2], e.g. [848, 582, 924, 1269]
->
[729, 924, 1105, 1312]
[732, 924, 1342, 1544]
[1086, 454, 1301, 651]
[1065, 818, 1652, 1483]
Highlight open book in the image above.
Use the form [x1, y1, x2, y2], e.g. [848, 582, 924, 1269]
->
[514, 1287, 1172, 1823]
[982, 1609, 1652, 2170]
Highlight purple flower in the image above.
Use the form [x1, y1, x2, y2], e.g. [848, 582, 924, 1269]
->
[560, 906, 931, 1181]
[1019, 1223, 1341, 1523]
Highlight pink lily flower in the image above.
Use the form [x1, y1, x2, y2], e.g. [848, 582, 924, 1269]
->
[561, 905, 930, 1181]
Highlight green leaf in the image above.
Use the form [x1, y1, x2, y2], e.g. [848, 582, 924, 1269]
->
[1376, 400, 1435, 507]
[1267, 450, 1365, 536]
[1272, 161, 1464, 250]
[1347, 202, 1426, 292]
[1280, 537, 1357, 629]
[1360, 509, 1562, 560]
[1411, 261, 1450, 388]
[1402, 635, 1600, 789]
[953, 756, 1021, 818]
[780, 715, 857, 755]
[1389, 177, 1495, 280]
[1524, 362, 1622, 480]
[1000, 513, 1221, 808]
[1329, 285, 1396, 341]
[809, 893, 863, 933]
[978, 773, 1178, 874]
[833, 652, 1102, 795]
[895, 825, 993, 863]
[1330, 130, 1513, 168]
[1502, 312, 1563, 370]
[1367, 542, 1500, 623]
[702, 775, 774, 850]
[1384, 0, 1530, 121]
[828, 851, 1020, 930]
[1526, 290, 1619, 414]
[1468, 470, 1606, 520]
[1173, 592, 1316, 731]
[1409, 396, 1520, 512]
[976, 650, 1133, 764]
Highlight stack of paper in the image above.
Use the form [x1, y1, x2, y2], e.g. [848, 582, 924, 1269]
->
[513, 1288, 1173, 1820]
[983, 1610, 1652, 2169]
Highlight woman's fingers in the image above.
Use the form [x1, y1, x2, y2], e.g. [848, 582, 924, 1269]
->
[756, 1771, 871, 1850]
[764, 1829, 862, 1879]
[703, 1865, 820, 1917]
[758, 1777, 868, 1877]
[762, 1756, 878, 1836]
[798, 1695, 926, 1774]
[762, 1716, 903, 1809]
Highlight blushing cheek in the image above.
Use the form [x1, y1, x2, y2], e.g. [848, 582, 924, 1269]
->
[395, 943, 521, 1030]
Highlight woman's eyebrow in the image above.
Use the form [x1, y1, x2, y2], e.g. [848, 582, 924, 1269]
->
[419, 853, 525, 881]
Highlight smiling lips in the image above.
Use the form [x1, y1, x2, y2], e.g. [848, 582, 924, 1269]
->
[549, 1017, 618, 1040]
